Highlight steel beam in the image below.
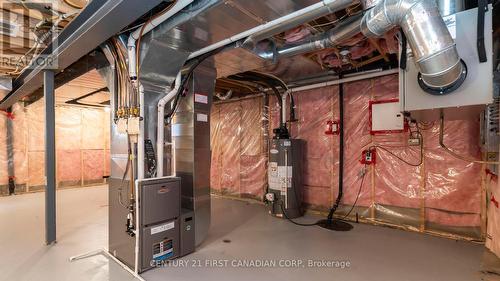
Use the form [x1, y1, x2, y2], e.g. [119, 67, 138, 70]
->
[0, 0, 164, 110]
[44, 70, 56, 245]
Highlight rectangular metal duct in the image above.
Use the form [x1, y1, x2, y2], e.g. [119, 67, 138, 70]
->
[172, 61, 216, 246]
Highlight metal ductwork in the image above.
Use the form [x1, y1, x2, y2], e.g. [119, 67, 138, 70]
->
[254, 0, 466, 95]
[242, 0, 354, 49]
[256, 13, 363, 60]
[361, 0, 466, 94]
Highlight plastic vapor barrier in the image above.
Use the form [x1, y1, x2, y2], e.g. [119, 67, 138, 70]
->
[0, 98, 110, 195]
[487, 174, 500, 256]
[211, 97, 267, 199]
[211, 74, 485, 240]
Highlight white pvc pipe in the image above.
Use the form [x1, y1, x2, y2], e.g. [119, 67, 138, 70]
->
[171, 140, 176, 176]
[127, 0, 194, 78]
[281, 92, 287, 126]
[290, 69, 399, 93]
[157, 72, 181, 177]
[187, 0, 347, 60]
[137, 84, 145, 179]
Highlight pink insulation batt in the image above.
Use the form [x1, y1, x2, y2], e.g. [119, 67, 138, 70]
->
[0, 99, 110, 190]
[211, 97, 267, 198]
[210, 74, 483, 237]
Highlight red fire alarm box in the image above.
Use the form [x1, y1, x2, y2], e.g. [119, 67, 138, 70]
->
[325, 120, 340, 135]
[361, 149, 376, 165]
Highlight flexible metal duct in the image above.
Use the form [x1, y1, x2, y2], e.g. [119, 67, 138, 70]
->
[255, 0, 466, 94]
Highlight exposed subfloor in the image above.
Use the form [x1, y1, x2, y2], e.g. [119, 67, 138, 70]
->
[0, 185, 488, 281]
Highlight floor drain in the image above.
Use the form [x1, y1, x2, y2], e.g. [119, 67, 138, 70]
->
[222, 239, 231, 243]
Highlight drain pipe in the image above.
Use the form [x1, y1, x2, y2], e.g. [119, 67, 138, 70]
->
[5, 107, 15, 195]
[327, 74, 345, 222]
[188, 0, 354, 60]
[157, 72, 181, 177]
[127, 0, 194, 79]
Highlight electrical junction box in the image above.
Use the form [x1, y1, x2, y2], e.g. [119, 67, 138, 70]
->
[399, 6, 493, 121]
[127, 117, 140, 135]
[325, 120, 340, 135]
[117, 118, 127, 134]
[369, 99, 405, 134]
[361, 149, 376, 165]
[408, 137, 421, 147]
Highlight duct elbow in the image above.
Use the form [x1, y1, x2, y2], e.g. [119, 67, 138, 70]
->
[416, 47, 467, 95]
[361, 0, 467, 94]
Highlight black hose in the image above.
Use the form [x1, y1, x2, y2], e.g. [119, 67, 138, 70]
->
[399, 28, 407, 70]
[327, 73, 344, 222]
[166, 41, 242, 121]
[227, 72, 288, 132]
[279, 204, 318, 227]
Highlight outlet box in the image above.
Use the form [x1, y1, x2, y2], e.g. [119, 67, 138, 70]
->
[128, 117, 140, 135]
[361, 149, 376, 165]
[408, 137, 421, 146]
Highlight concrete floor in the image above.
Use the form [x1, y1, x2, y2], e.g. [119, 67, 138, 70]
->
[0, 185, 487, 281]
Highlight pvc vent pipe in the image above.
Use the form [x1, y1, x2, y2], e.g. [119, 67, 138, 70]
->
[157, 72, 181, 177]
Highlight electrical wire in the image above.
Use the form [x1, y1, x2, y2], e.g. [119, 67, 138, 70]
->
[369, 140, 423, 167]
[166, 41, 241, 121]
[417, 121, 435, 130]
[280, 164, 367, 226]
[368, 122, 424, 167]
[340, 165, 367, 220]
[279, 204, 318, 227]
[439, 113, 500, 165]
[251, 71, 289, 91]
[309, 7, 361, 29]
